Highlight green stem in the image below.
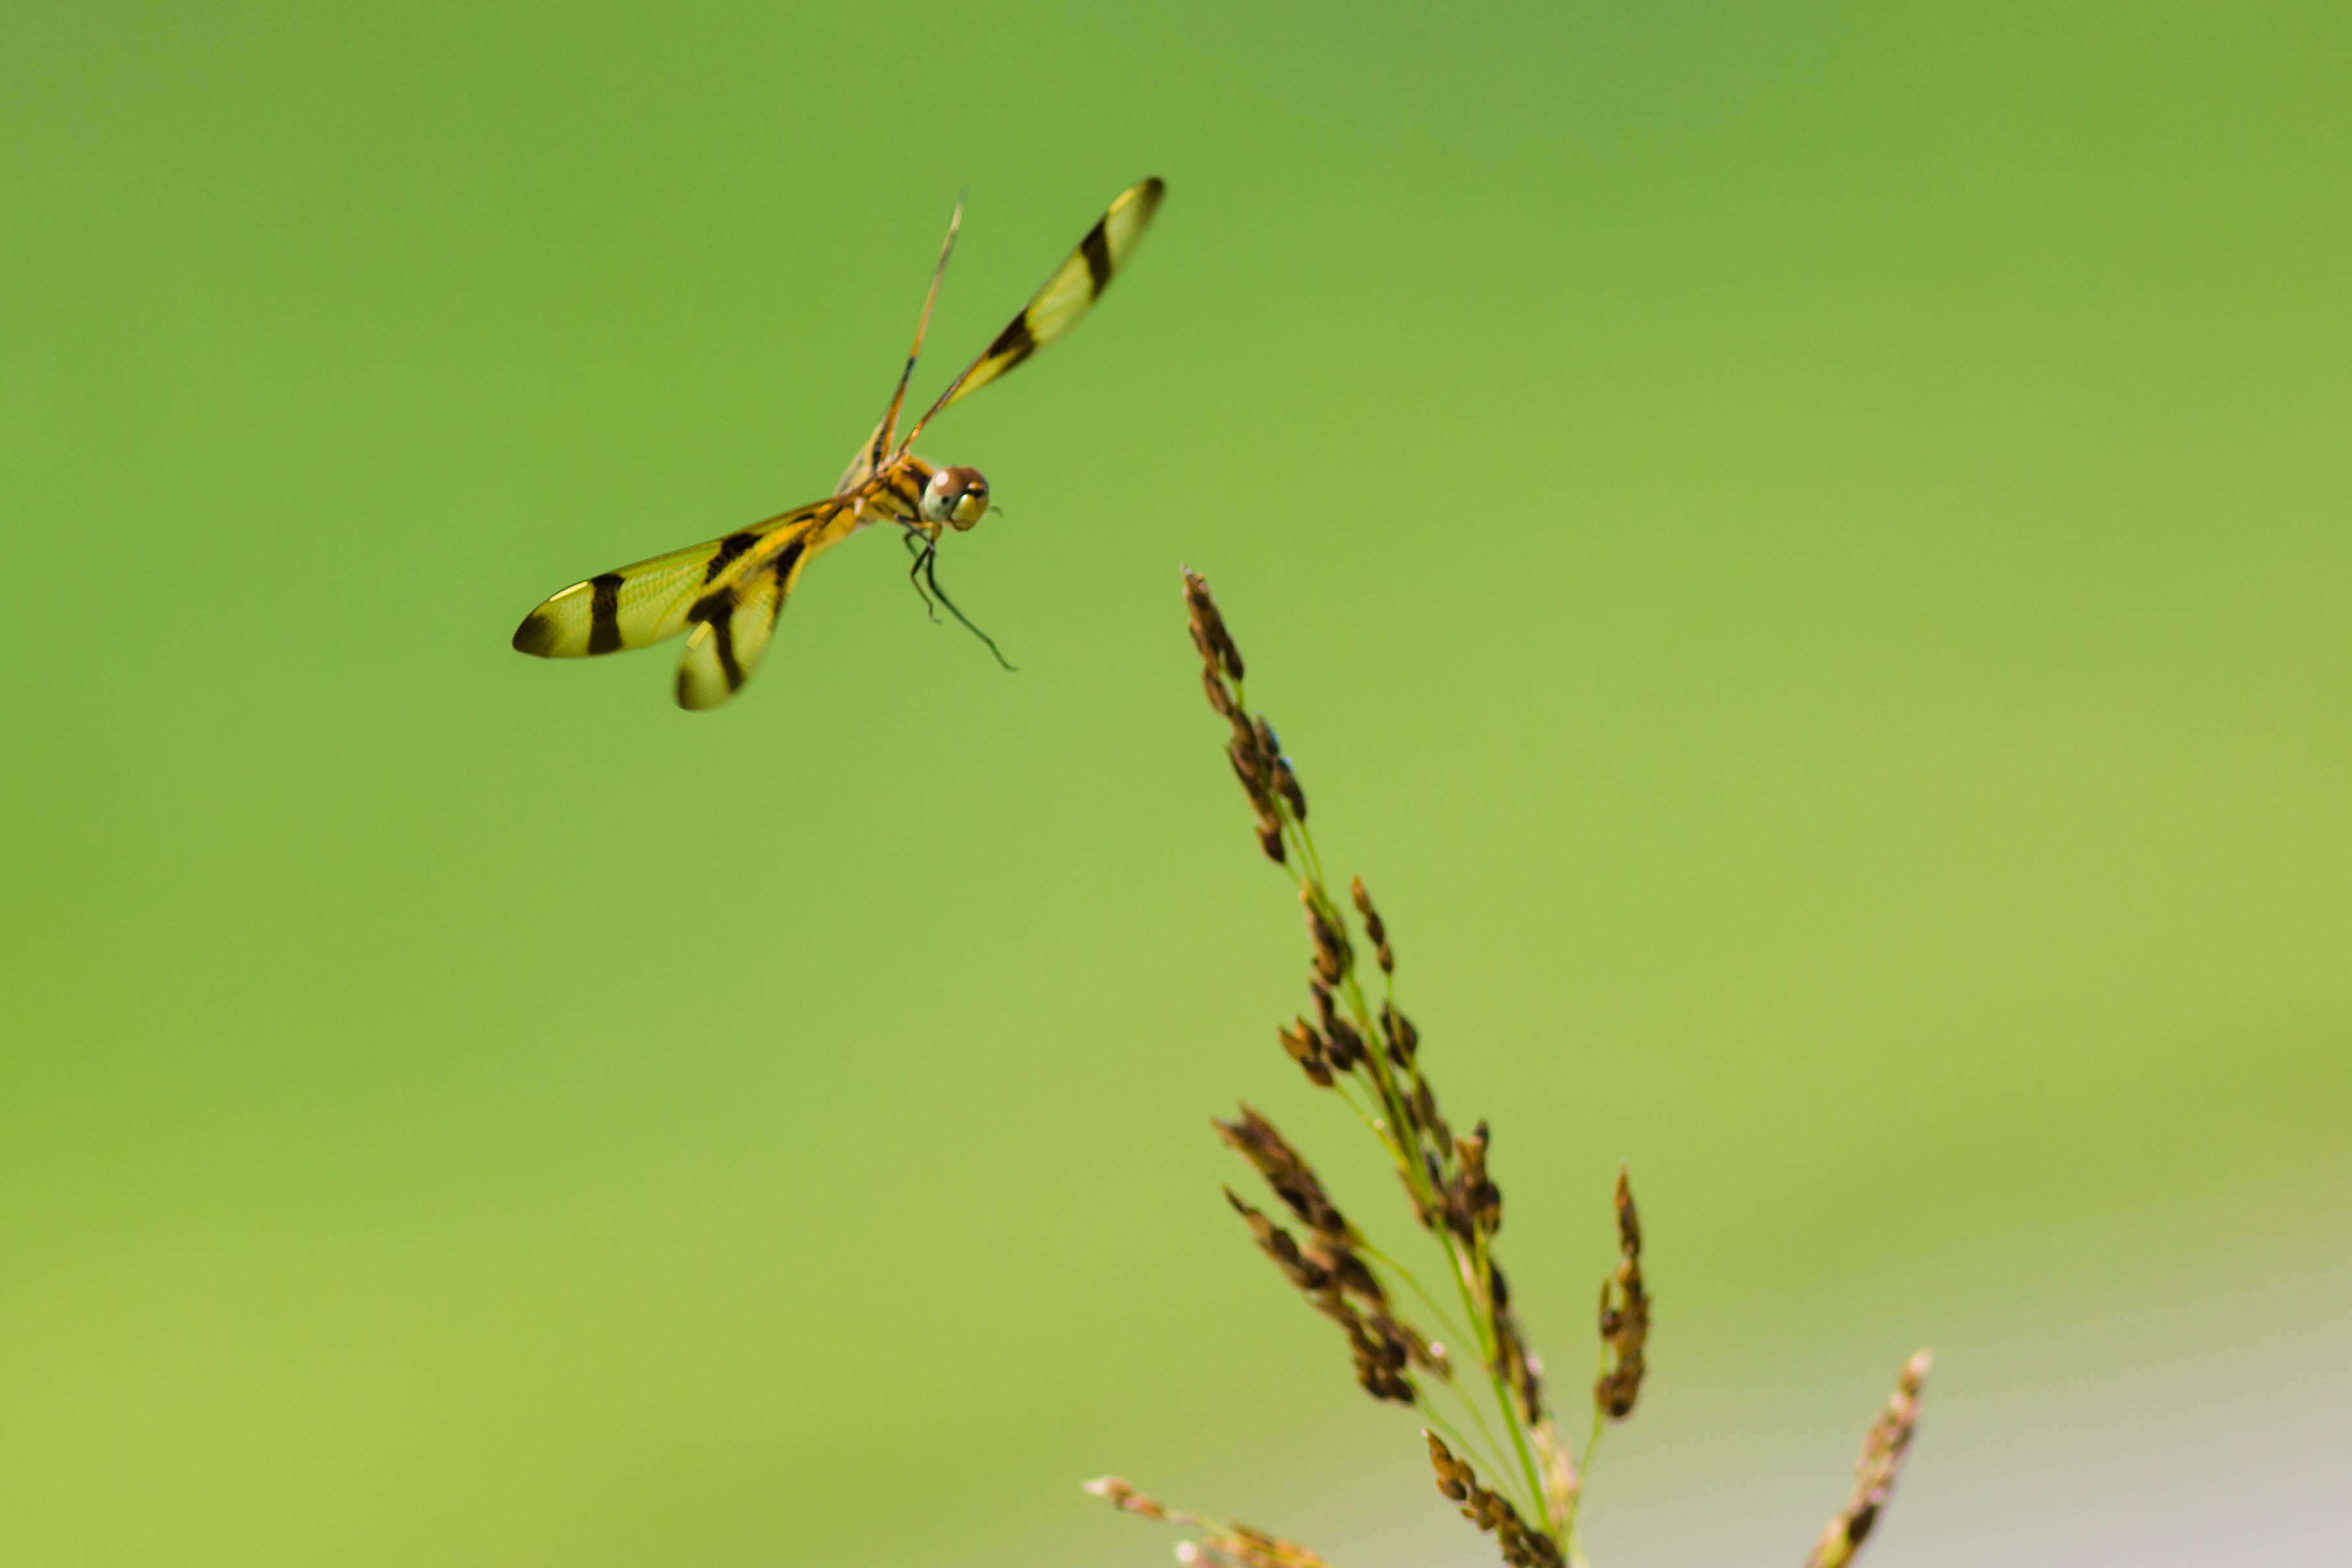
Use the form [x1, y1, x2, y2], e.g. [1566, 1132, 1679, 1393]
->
[1258, 776, 1554, 1532]
[1296, 818, 1553, 1529]
[1563, 1343, 1610, 1547]
[1355, 1239, 1479, 1365]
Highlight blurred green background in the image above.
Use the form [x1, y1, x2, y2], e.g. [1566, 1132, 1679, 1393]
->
[5, 3, 2347, 1563]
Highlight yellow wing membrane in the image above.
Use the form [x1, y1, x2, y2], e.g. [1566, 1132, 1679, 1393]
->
[674, 526, 820, 709]
[903, 177, 1166, 444]
[512, 501, 835, 707]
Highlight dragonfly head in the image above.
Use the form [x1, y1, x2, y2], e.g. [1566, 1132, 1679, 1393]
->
[920, 464, 991, 532]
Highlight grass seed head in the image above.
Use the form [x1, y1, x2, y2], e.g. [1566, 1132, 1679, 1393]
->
[1486, 1259, 1547, 1424]
[1190, 574, 1286, 861]
[1350, 876, 1395, 973]
[1423, 1430, 1563, 1568]
[1804, 1350, 1932, 1568]
[1595, 1165, 1651, 1421]
[1090, 1474, 1335, 1568]
[1454, 1120, 1503, 1238]
[1276, 1018, 1335, 1088]
[1200, 663, 1238, 720]
[1412, 1076, 1450, 1150]
[1300, 889, 1352, 986]
[1274, 756, 1308, 821]
[1613, 1165, 1642, 1258]
[1225, 1188, 1333, 1295]
[1381, 1001, 1421, 1067]
[1189, 1525, 1334, 1568]
[1540, 1419, 1581, 1521]
[1149, 570, 1927, 1568]
[1083, 1476, 1169, 1519]
[1182, 567, 1245, 683]
[1312, 1239, 1387, 1308]
[1215, 1104, 1353, 1242]
[1350, 1319, 1417, 1403]
[1425, 1430, 1474, 1500]
[1226, 736, 1272, 804]
[1308, 985, 1362, 1072]
[1324, 1015, 1366, 1072]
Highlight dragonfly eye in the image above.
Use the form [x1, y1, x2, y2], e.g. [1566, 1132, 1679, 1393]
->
[924, 465, 992, 531]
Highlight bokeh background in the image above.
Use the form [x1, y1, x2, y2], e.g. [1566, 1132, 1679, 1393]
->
[5, 3, 2347, 1563]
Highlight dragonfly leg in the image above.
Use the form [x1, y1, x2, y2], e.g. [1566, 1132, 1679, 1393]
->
[901, 527, 942, 622]
[919, 543, 1016, 673]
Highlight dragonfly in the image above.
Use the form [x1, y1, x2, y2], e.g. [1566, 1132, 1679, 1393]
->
[511, 176, 1167, 709]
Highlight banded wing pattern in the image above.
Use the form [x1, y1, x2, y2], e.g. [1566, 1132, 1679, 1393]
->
[675, 525, 821, 709]
[904, 177, 1166, 441]
[511, 499, 835, 708]
[509, 175, 1166, 711]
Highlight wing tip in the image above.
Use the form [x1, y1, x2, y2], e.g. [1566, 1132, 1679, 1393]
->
[674, 670, 726, 711]
[511, 609, 559, 657]
[674, 638, 731, 711]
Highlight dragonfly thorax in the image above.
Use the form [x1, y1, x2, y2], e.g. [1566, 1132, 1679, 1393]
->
[920, 464, 991, 531]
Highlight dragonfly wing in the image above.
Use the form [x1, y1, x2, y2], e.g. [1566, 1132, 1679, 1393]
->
[836, 420, 887, 496]
[674, 524, 823, 710]
[861, 196, 964, 479]
[511, 504, 824, 659]
[904, 177, 1165, 442]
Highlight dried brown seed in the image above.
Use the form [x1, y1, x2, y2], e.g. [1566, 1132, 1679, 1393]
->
[1414, 1076, 1450, 1150]
[1456, 1120, 1502, 1237]
[1595, 1167, 1651, 1421]
[1350, 876, 1395, 972]
[1300, 890, 1352, 985]
[1182, 568, 1245, 682]
[1324, 1015, 1365, 1073]
[1327, 1292, 1415, 1404]
[1423, 1430, 1562, 1568]
[1424, 1430, 1473, 1501]
[1614, 1163, 1642, 1259]
[1274, 757, 1308, 821]
[1252, 714, 1280, 767]
[1487, 1259, 1547, 1424]
[1215, 1106, 1353, 1241]
[1225, 1188, 1332, 1295]
[1308, 1238, 1386, 1308]
[1224, 700, 1259, 753]
[1200, 663, 1238, 718]
[1227, 749, 1271, 819]
[1380, 1002, 1419, 1062]
[1276, 1018, 1334, 1088]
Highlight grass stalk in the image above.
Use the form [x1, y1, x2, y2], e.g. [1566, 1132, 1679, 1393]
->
[1086, 570, 1930, 1568]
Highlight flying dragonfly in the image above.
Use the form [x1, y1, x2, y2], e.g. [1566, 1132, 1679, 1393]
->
[511, 176, 1167, 709]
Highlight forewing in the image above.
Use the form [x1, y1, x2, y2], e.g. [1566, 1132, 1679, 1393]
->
[511, 504, 824, 658]
[915, 177, 1165, 431]
[674, 525, 821, 710]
